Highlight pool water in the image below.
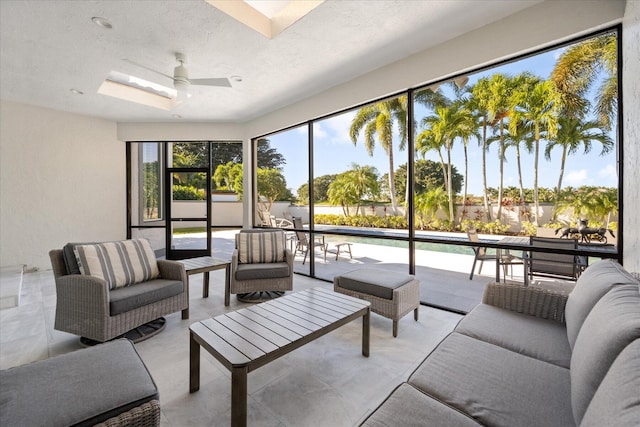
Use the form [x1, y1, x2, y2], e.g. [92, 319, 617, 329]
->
[324, 235, 475, 256]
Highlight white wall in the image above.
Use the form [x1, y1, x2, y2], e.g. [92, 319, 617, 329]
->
[0, 101, 124, 270]
[622, 0, 640, 271]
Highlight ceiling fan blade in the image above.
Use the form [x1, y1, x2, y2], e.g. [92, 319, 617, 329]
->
[190, 78, 232, 87]
[122, 58, 174, 81]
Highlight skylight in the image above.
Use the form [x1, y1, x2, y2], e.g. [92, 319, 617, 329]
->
[206, 0, 324, 39]
[98, 71, 178, 111]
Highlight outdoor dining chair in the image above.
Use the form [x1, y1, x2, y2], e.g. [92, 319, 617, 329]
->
[467, 230, 522, 281]
[292, 217, 327, 264]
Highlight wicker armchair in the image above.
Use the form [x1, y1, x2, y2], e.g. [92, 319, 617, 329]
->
[230, 230, 294, 300]
[49, 245, 189, 343]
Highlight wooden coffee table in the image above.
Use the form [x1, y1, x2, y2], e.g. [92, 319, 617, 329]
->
[189, 287, 371, 427]
[178, 256, 232, 306]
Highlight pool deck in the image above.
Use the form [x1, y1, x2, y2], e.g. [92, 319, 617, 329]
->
[190, 229, 529, 313]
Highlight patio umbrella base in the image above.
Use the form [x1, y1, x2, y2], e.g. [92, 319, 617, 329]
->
[237, 291, 285, 303]
[80, 317, 166, 346]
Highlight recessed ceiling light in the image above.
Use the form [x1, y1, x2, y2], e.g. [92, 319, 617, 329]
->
[230, 75, 243, 82]
[91, 17, 112, 29]
[70, 88, 84, 95]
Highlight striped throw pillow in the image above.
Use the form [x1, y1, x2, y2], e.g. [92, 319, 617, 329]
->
[74, 239, 160, 289]
[237, 231, 286, 264]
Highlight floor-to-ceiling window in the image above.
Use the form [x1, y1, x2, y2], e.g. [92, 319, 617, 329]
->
[252, 26, 622, 313]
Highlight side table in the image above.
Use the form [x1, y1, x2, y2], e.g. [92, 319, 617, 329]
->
[178, 256, 232, 306]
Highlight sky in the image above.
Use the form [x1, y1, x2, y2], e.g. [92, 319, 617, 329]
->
[265, 37, 618, 199]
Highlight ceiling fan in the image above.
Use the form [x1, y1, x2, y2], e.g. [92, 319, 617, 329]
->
[123, 53, 231, 94]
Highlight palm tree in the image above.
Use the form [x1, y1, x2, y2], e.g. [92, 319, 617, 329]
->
[550, 32, 617, 129]
[327, 174, 359, 216]
[510, 75, 562, 226]
[414, 187, 449, 229]
[456, 104, 481, 220]
[344, 163, 380, 215]
[468, 78, 493, 221]
[499, 121, 534, 204]
[483, 74, 514, 219]
[545, 117, 613, 196]
[350, 96, 408, 215]
[416, 102, 472, 226]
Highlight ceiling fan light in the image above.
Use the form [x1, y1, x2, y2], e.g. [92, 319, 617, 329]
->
[176, 90, 192, 102]
[173, 77, 190, 93]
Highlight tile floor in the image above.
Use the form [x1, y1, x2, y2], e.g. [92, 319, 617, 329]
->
[0, 268, 462, 427]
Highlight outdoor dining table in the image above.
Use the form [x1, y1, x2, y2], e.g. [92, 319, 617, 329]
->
[492, 236, 617, 283]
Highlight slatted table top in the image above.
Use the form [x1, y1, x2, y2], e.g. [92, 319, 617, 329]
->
[178, 256, 230, 274]
[190, 287, 370, 370]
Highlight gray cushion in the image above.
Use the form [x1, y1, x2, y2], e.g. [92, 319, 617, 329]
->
[0, 339, 158, 427]
[362, 383, 481, 427]
[570, 284, 640, 424]
[455, 303, 572, 367]
[109, 279, 184, 315]
[565, 259, 638, 349]
[235, 262, 290, 281]
[337, 269, 414, 300]
[409, 332, 574, 427]
[580, 339, 640, 427]
[63, 242, 95, 275]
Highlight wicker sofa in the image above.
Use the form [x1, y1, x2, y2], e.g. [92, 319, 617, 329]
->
[50, 240, 189, 343]
[362, 259, 640, 426]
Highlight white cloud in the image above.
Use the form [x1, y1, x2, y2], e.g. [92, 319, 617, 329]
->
[312, 123, 328, 139]
[317, 111, 357, 145]
[598, 164, 617, 179]
[565, 169, 589, 186]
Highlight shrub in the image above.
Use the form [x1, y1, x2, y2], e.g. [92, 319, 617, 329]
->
[173, 185, 205, 200]
[481, 220, 510, 235]
[520, 221, 537, 236]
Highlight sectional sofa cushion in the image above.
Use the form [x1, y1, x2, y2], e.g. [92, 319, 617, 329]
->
[455, 303, 572, 367]
[0, 339, 158, 427]
[580, 339, 640, 427]
[362, 383, 481, 427]
[408, 332, 573, 427]
[236, 231, 286, 264]
[109, 279, 184, 315]
[74, 239, 160, 289]
[564, 259, 638, 349]
[570, 284, 640, 424]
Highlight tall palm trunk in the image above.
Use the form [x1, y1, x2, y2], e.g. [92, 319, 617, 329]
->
[387, 149, 398, 215]
[516, 145, 525, 204]
[496, 119, 505, 220]
[556, 144, 569, 196]
[481, 118, 492, 221]
[446, 140, 455, 224]
[533, 123, 541, 226]
[461, 141, 469, 222]
[551, 144, 569, 221]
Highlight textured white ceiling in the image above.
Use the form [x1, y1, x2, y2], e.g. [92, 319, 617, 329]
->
[0, 0, 541, 123]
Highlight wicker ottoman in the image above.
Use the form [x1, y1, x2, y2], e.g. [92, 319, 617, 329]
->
[334, 269, 420, 337]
